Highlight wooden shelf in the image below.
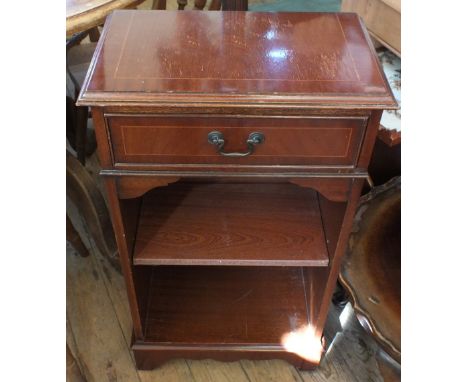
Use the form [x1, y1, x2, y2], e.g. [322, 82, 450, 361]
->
[142, 266, 312, 345]
[133, 183, 329, 267]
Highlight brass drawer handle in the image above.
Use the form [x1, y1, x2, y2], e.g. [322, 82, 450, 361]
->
[207, 131, 265, 157]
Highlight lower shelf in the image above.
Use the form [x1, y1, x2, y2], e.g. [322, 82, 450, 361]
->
[143, 266, 310, 344]
[135, 265, 323, 369]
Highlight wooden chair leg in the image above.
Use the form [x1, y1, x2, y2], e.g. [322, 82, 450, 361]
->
[88, 26, 100, 42]
[66, 150, 120, 272]
[221, 0, 248, 10]
[177, 0, 188, 10]
[66, 96, 77, 148]
[209, 0, 222, 10]
[67, 215, 89, 257]
[194, 0, 207, 9]
[75, 106, 88, 165]
[152, 0, 167, 9]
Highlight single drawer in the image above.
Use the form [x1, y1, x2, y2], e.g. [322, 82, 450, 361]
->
[106, 115, 367, 167]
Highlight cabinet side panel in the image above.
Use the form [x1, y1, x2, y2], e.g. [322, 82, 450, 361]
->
[357, 110, 383, 168]
[318, 195, 348, 262]
[305, 195, 346, 326]
[90, 108, 113, 168]
[304, 267, 329, 327]
[92, 108, 149, 339]
[313, 178, 365, 336]
[104, 179, 145, 338]
[119, 197, 152, 336]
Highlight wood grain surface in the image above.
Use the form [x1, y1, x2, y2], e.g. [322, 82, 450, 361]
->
[133, 182, 329, 266]
[142, 266, 310, 344]
[107, 115, 367, 167]
[66, 201, 399, 380]
[77, 11, 397, 109]
[75, 8, 397, 372]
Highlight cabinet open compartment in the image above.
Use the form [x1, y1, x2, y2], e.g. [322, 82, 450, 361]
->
[140, 265, 316, 345]
[119, 179, 349, 367]
[130, 264, 334, 369]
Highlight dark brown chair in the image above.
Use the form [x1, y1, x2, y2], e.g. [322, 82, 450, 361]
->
[152, 0, 247, 11]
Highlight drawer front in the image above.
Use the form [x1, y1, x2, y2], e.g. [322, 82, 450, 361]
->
[106, 115, 367, 167]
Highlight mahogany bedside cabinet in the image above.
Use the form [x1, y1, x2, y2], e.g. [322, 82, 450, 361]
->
[77, 10, 397, 370]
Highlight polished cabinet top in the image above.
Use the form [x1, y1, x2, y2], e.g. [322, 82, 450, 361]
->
[78, 10, 396, 109]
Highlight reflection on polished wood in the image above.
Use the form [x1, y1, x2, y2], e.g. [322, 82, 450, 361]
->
[78, 11, 396, 109]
